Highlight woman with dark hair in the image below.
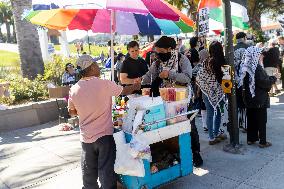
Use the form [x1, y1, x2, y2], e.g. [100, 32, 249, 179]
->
[62, 63, 78, 86]
[238, 46, 276, 148]
[188, 36, 200, 68]
[196, 41, 226, 145]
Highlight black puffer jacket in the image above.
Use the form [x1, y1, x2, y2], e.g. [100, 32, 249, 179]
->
[243, 64, 277, 108]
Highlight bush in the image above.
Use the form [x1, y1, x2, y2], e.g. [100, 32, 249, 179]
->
[44, 54, 77, 86]
[0, 75, 48, 105]
[0, 54, 79, 105]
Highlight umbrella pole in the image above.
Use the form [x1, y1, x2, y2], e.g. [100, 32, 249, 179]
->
[111, 10, 115, 82]
[87, 31, 91, 55]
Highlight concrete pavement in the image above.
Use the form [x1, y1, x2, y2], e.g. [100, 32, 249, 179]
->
[1, 94, 284, 189]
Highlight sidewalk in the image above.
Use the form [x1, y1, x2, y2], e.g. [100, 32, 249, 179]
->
[1, 93, 284, 189]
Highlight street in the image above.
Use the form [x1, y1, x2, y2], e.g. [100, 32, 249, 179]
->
[0, 93, 284, 189]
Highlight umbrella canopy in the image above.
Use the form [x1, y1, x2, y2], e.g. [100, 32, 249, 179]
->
[32, 0, 180, 21]
[25, 8, 194, 35]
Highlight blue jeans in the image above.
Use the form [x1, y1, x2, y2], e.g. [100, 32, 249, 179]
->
[203, 94, 222, 140]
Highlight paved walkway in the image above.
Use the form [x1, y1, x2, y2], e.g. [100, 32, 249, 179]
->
[1, 93, 284, 189]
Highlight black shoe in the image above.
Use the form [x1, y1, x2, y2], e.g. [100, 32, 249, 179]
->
[193, 152, 203, 167]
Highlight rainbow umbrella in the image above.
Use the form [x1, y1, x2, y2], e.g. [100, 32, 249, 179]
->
[28, 0, 195, 80]
[32, 0, 180, 21]
[25, 9, 194, 35]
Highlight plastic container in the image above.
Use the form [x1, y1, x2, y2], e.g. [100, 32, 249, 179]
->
[175, 88, 187, 101]
[159, 88, 169, 101]
[168, 88, 176, 101]
[142, 88, 151, 96]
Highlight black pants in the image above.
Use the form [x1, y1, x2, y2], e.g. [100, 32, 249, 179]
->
[190, 118, 201, 153]
[247, 108, 267, 145]
[81, 135, 117, 189]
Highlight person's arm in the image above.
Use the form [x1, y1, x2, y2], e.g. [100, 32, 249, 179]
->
[120, 73, 138, 84]
[68, 95, 78, 116]
[168, 55, 192, 84]
[121, 83, 141, 95]
[255, 66, 277, 91]
[62, 73, 68, 86]
[141, 62, 159, 85]
[119, 61, 139, 84]
[107, 80, 141, 96]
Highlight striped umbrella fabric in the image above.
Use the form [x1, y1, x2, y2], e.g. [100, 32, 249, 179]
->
[31, 0, 180, 21]
[25, 6, 194, 35]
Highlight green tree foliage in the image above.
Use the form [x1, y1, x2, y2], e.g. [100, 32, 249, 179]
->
[247, 0, 284, 42]
[44, 55, 77, 86]
[166, 0, 199, 21]
[0, 1, 14, 43]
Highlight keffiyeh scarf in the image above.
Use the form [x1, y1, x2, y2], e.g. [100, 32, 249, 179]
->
[196, 60, 225, 111]
[238, 46, 263, 97]
[234, 48, 247, 84]
[160, 50, 179, 71]
[159, 50, 179, 87]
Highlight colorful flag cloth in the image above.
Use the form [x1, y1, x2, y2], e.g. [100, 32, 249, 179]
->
[209, 2, 249, 30]
[198, 0, 222, 11]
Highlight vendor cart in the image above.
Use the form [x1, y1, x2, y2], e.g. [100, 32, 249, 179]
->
[118, 110, 198, 189]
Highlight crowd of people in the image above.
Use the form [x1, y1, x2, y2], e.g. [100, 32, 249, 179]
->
[64, 34, 284, 189]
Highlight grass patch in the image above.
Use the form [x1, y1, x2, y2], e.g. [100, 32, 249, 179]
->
[0, 50, 20, 67]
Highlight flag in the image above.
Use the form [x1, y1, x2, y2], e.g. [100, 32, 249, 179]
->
[209, 2, 249, 30]
[198, 0, 222, 11]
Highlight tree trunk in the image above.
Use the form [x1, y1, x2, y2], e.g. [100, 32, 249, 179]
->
[0, 27, 3, 42]
[5, 22, 11, 43]
[187, 0, 198, 22]
[247, 0, 264, 42]
[248, 11, 262, 32]
[12, 22, 16, 43]
[248, 10, 264, 42]
[11, 0, 44, 80]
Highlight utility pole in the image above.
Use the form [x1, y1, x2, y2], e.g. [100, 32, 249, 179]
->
[222, 0, 243, 154]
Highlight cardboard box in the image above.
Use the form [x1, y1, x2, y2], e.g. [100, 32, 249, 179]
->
[48, 86, 70, 98]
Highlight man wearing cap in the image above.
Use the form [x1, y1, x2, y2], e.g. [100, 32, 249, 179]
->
[234, 32, 250, 132]
[68, 55, 141, 189]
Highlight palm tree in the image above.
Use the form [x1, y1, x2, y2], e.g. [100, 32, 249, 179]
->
[166, 0, 199, 22]
[0, 13, 4, 42]
[0, 1, 13, 43]
[10, 0, 44, 79]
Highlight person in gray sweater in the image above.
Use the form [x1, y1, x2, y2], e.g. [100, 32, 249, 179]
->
[141, 36, 192, 90]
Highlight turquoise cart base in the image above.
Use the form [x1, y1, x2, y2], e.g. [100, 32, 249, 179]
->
[120, 133, 192, 189]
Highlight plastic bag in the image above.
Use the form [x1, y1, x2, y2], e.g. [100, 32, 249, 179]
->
[113, 131, 145, 177]
[129, 136, 151, 161]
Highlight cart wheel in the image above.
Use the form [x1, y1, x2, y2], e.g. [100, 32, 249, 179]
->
[140, 185, 148, 189]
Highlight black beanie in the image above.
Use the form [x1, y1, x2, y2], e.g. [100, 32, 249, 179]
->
[236, 32, 247, 39]
[155, 36, 177, 49]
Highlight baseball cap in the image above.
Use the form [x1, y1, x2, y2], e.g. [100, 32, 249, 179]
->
[76, 55, 94, 70]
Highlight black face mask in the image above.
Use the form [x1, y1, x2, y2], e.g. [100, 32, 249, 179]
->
[157, 52, 171, 62]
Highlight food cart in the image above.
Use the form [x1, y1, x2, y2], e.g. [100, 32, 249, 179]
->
[112, 88, 198, 189]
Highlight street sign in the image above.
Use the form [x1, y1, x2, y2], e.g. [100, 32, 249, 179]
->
[198, 7, 209, 36]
